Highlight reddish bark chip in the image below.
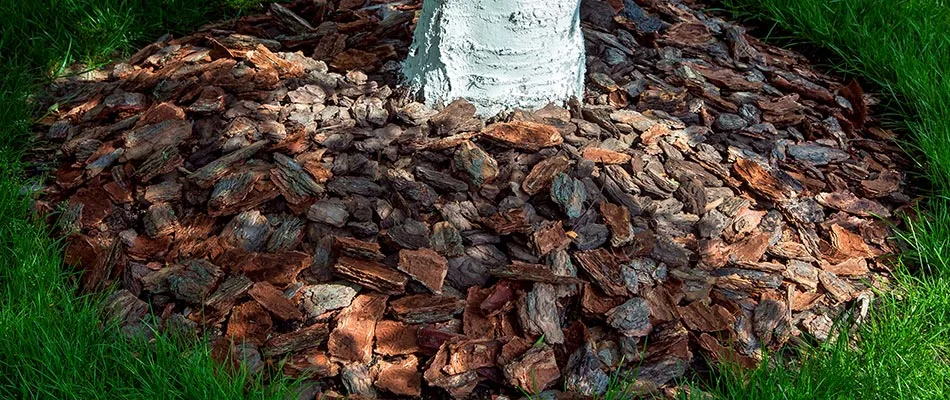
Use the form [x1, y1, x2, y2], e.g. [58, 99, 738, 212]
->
[498, 336, 533, 365]
[247, 44, 304, 77]
[758, 94, 806, 125]
[479, 280, 517, 316]
[690, 63, 763, 91]
[481, 120, 563, 151]
[234, 251, 311, 286]
[791, 291, 825, 312]
[375, 320, 420, 356]
[463, 287, 495, 339]
[861, 170, 901, 198]
[263, 323, 330, 358]
[582, 147, 632, 164]
[103, 181, 133, 203]
[70, 186, 113, 228]
[503, 345, 561, 394]
[729, 233, 772, 264]
[829, 224, 877, 259]
[733, 158, 799, 201]
[423, 338, 482, 399]
[227, 301, 273, 344]
[122, 230, 171, 260]
[417, 327, 463, 355]
[599, 202, 634, 247]
[331, 48, 379, 71]
[821, 257, 869, 276]
[248, 282, 303, 321]
[533, 221, 571, 256]
[138, 102, 186, 126]
[522, 155, 571, 195]
[328, 292, 388, 363]
[428, 99, 483, 136]
[445, 339, 501, 376]
[483, 206, 532, 234]
[573, 249, 629, 297]
[581, 284, 626, 318]
[335, 236, 385, 260]
[389, 294, 465, 324]
[375, 355, 422, 397]
[816, 191, 891, 218]
[397, 248, 448, 294]
[333, 256, 408, 295]
[677, 301, 735, 332]
[818, 271, 856, 303]
[696, 333, 757, 369]
[282, 349, 339, 379]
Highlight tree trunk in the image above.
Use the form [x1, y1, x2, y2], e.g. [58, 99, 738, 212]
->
[403, 0, 586, 116]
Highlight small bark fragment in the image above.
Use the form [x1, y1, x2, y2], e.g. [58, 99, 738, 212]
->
[227, 301, 273, 344]
[333, 256, 408, 295]
[523, 155, 571, 195]
[503, 345, 561, 395]
[397, 248, 448, 293]
[375, 320, 420, 356]
[375, 355, 422, 397]
[248, 282, 302, 321]
[481, 121, 563, 151]
[533, 221, 571, 256]
[389, 294, 465, 324]
[453, 141, 498, 187]
[262, 323, 329, 357]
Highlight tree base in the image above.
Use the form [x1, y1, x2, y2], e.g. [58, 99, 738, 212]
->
[403, 0, 586, 117]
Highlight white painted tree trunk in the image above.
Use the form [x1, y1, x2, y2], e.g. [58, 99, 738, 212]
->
[403, 0, 586, 117]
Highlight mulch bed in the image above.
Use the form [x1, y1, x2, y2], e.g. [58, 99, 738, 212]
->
[29, 0, 912, 398]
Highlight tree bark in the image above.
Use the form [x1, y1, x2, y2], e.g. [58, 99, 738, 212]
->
[404, 0, 586, 116]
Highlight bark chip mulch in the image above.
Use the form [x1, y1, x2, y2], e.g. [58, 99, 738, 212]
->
[30, 0, 913, 398]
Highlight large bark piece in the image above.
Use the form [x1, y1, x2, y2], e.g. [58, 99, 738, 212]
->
[328, 293, 388, 363]
[333, 256, 408, 295]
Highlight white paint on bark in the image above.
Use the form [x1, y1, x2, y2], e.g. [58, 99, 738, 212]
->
[403, 0, 586, 117]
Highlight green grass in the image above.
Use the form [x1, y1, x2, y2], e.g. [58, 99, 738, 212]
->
[0, 1, 304, 398]
[699, 0, 950, 398]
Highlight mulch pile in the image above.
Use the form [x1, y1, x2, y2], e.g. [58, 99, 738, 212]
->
[30, 0, 912, 398]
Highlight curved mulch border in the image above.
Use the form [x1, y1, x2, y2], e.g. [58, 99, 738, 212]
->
[30, 0, 911, 398]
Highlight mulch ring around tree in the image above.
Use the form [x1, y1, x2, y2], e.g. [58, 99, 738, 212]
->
[28, 0, 913, 398]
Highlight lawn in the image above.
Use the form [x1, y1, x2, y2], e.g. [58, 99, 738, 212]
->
[1, 0, 949, 399]
[701, 0, 950, 398]
[0, 1, 298, 398]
